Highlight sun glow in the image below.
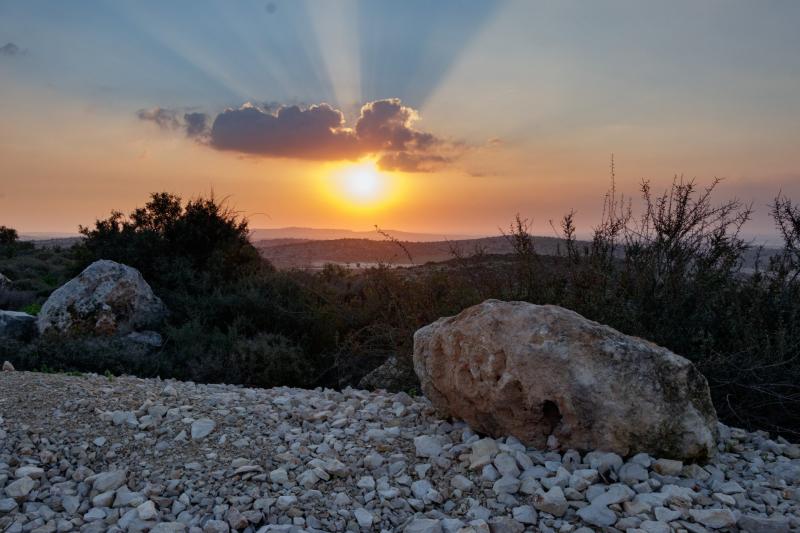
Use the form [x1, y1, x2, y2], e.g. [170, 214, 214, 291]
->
[322, 160, 400, 211]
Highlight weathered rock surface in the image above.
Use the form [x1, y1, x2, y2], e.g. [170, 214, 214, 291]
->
[413, 299, 718, 460]
[37, 260, 166, 336]
[0, 310, 37, 340]
[0, 371, 797, 532]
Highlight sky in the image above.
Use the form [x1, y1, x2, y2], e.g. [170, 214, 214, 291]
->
[1, 0, 799, 238]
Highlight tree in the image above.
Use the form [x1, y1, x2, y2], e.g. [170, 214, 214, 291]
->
[79, 192, 268, 296]
[0, 225, 18, 246]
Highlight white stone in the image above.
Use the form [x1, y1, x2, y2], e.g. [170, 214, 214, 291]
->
[404, 518, 443, 533]
[533, 486, 567, 517]
[5, 476, 36, 498]
[414, 435, 443, 458]
[512, 505, 537, 525]
[191, 418, 216, 439]
[353, 508, 373, 528]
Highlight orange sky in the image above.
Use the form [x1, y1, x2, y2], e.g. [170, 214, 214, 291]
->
[1, 1, 799, 238]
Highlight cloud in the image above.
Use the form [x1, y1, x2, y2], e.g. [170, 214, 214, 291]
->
[136, 107, 180, 130]
[1, 42, 22, 56]
[137, 107, 211, 139]
[210, 103, 360, 160]
[184, 112, 210, 138]
[206, 98, 454, 172]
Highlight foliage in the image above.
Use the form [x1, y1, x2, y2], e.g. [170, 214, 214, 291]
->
[7, 184, 800, 438]
[0, 225, 18, 246]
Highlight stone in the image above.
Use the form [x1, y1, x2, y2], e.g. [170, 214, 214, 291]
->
[738, 515, 790, 533]
[137, 500, 158, 520]
[688, 508, 737, 529]
[61, 495, 80, 515]
[414, 435, 443, 458]
[413, 300, 718, 460]
[0, 311, 37, 341]
[511, 505, 537, 525]
[353, 508, 373, 528]
[150, 524, 186, 533]
[5, 476, 36, 498]
[92, 470, 127, 492]
[2, 360, 14, 372]
[470, 438, 499, 469]
[532, 486, 567, 517]
[203, 520, 230, 533]
[0, 497, 18, 512]
[451, 474, 474, 491]
[652, 458, 683, 476]
[640, 520, 671, 533]
[591, 483, 635, 507]
[577, 504, 617, 528]
[487, 517, 524, 533]
[269, 468, 289, 484]
[37, 260, 166, 336]
[191, 418, 216, 440]
[619, 462, 649, 484]
[404, 518, 442, 533]
[492, 476, 521, 495]
[493, 453, 520, 478]
[14, 466, 44, 479]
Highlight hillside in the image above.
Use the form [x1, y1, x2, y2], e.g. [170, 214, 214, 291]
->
[255, 235, 572, 270]
[249, 227, 479, 243]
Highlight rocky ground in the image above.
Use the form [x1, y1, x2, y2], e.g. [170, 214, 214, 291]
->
[0, 372, 798, 533]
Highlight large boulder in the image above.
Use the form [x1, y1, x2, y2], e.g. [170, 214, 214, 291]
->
[413, 300, 718, 461]
[38, 260, 166, 336]
[0, 310, 37, 340]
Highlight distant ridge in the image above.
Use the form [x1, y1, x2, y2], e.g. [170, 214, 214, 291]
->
[249, 227, 481, 243]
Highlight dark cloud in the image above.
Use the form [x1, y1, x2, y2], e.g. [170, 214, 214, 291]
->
[1, 42, 22, 56]
[136, 107, 180, 130]
[137, 107, 210, 140]
[184, 112, 210, 138]
[211, 103, 359, 160]
[205, 99, 454, 172]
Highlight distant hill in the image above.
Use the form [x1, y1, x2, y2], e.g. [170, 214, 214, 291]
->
[255, 233, 783, 271]
[249, 227, 479, 242]
[255, 235, 576, 270]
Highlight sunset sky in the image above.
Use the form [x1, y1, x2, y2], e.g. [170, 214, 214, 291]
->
[1, 1, 799, 238]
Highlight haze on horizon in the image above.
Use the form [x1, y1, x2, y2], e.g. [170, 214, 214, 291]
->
[1, 0, 799, 239]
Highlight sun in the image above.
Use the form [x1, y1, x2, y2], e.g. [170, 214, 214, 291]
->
[323, 160, 397, 210]
[343, 164, 385, 204]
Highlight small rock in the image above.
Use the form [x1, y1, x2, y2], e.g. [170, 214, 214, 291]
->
[2, 360, 14, 372]
[533, 486, 567, 517]
[577, 504, 617, 528]
[353, 508, 373, 528]
[689, 508, 737, 529]
[137, 500, 158, 520]
[511, 505, 537, 525]
[652, 458, 683, 476]
[5, 476, 36, 498]
[414, 435, 443, 458]
[92, 470, 127, 492]
[404, 518, 442, 533]
[191, 418, 216, 440]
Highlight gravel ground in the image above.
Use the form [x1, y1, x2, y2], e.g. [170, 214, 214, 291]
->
[0, 371, 799, 533]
